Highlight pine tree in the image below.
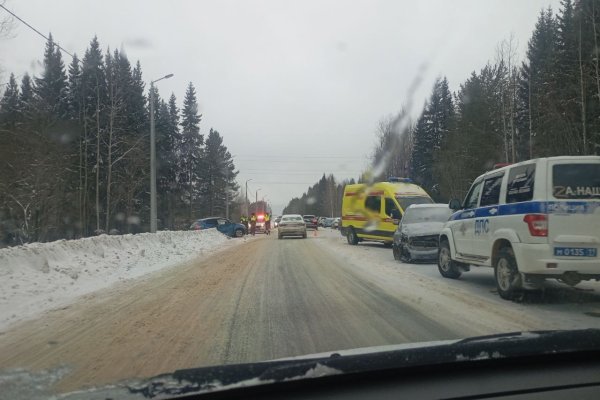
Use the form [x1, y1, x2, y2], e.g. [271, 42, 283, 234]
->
[0, 73, 20, 128]
[156, 98, 173, 226]
[180, 82, 203, 220]
[128, 61, 147, 134]
[113, 58, 148, 233]
[519, 8, 562, 157]
[34, 33, 68, 119]
[411, 77, 454, 197]
[81, 36, 107, 234]
[18, 74, 34, 124]
[555, 0, 587, 153]
[66, 54, 82, 121]
[200, 128, 238, 216]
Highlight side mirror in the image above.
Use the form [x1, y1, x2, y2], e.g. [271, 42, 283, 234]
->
[449, 199, 461, 211]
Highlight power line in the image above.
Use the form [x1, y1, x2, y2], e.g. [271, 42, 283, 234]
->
[249, 182, 332, 185]
[234, 155, 359, 159]
[0, 4, 76, 60]
[242, 169, 362, 173]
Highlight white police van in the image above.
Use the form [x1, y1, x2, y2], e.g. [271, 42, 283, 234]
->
[438, 156, 600, 300]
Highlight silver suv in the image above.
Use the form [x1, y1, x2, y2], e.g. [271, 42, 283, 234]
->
[438, 156, 600, 300]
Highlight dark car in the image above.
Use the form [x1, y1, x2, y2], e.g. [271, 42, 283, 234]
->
[190, 217, 246, 238]
[392, 204, 453, 262]
[302, 214, 318, 230]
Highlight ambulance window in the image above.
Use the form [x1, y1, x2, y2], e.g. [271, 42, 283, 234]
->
[463, 180, 483, 210]
[385, 198, 399, 216]
[480, 174, 503, 207]
[506, 164, 535, 203]
[365, 196, 381, 213]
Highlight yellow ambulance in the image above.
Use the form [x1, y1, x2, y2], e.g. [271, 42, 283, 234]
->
[341, 178, 434, 246]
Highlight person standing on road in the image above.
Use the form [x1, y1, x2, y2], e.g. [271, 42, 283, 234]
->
[241, 215, 248, 232]
[250, 213, 257, 236]
[264, 213, 271, 235]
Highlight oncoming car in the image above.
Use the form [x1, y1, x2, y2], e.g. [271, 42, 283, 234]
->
[438, 156, 600, 300]
[278, 214, 307, 239]
[392, 204, 453, 262]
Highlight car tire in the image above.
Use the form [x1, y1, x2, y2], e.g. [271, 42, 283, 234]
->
[438, 240, 462, 279]
[494, 247, 522, 300]
[400, 245, 412, 263]
[383, 242, 393, 248]
[234, 229, 244, 238]
[347, 228, 358, 245]
[302, 232, 307, 239]
[392, 244, 401, 261]
[278, 233, 283, 239]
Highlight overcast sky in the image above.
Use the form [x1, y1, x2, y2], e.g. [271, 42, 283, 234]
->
[0, 0, 560, 214]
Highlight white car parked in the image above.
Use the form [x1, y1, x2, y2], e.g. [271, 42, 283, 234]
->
[438, 156, 600, 300]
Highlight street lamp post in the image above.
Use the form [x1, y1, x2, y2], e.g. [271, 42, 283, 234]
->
[245, 179, 252, 216]
[150, 73, 174, 233]
[255, 188, 261, 212]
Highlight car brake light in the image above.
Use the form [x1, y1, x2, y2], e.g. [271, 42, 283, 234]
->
[523, 214, 548, 237]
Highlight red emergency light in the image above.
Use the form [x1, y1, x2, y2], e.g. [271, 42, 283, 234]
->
[493, 163, 512, 170]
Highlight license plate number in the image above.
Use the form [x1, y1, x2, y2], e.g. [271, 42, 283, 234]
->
[554, 247, 597, 257]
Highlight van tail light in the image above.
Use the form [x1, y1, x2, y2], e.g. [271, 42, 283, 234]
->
[523, 214, 548, 237]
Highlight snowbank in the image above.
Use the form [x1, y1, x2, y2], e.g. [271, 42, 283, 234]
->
[0, 229, 240, 330]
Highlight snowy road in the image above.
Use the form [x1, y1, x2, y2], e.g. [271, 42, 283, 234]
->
[2, 229, 600, 395]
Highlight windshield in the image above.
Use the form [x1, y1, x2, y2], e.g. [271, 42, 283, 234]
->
[395, 196, 434, 211]
[282, 216, 303, 222]
[402, 207, 453, 224]
[2, 1, 600, 399]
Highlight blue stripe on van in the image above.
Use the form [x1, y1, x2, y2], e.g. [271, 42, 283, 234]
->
[449, 201, 598, 221]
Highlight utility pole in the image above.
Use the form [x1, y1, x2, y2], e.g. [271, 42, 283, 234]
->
[255, 188, 261, 213]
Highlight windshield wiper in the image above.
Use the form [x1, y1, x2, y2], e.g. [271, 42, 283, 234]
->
[60, 329, 600, 399]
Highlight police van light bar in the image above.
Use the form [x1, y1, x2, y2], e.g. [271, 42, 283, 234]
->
[493, 163, 512, 170]
[389, 177, 413, 183]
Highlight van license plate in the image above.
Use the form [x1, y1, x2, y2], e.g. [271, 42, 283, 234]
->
[554, 247, 597, 257]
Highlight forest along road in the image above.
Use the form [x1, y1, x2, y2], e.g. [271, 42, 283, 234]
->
[3, 230, 600, 395]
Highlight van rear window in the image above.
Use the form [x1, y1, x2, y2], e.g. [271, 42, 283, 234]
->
[553, 164, 600, 199]
[395, 196, 433, 211]
[506, 164, 535, 203]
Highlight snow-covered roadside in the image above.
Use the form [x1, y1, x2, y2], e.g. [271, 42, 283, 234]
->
[0, 230, 245, 331]
[312, 229, 600, 334]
